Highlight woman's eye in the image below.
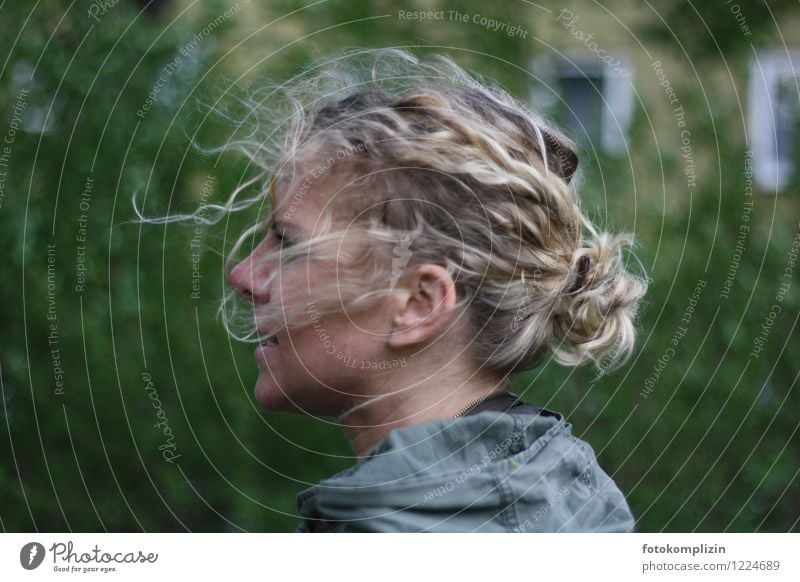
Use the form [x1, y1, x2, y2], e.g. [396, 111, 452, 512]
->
[273, 229, 292, 248]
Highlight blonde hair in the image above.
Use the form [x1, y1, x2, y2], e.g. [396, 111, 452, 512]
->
[171, 48, 648, 377]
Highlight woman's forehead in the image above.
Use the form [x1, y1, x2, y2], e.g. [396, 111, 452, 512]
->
[271, 157, 360, 220]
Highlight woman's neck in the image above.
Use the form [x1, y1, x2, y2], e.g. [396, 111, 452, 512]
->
[337, 360, 508, 460]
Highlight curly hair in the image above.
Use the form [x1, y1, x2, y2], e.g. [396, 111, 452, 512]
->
[163, 48, 648, 377]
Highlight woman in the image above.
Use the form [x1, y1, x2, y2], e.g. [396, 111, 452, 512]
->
[219, 49, 647, 532]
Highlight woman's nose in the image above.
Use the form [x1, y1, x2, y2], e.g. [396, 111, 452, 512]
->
[228, 249, 271, 303]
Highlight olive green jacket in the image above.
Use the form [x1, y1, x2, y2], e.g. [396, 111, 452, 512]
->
[295, 395, 634, 532]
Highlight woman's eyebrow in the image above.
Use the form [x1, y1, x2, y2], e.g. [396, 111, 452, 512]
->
[270, 218, 300, 236]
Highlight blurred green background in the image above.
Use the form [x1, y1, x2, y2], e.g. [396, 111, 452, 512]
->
[1, 0, 798, 532]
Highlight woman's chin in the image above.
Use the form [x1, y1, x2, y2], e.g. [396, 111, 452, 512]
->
[254, 378, 289, 411]
[254, 377, 313, 414]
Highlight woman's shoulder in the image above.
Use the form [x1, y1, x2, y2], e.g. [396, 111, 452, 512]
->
[295, 396, 634, 532]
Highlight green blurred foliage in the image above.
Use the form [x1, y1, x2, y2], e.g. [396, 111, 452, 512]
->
[1, 0, 798, 532]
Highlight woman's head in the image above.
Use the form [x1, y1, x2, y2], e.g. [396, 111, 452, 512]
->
[222, 49, 647, 415]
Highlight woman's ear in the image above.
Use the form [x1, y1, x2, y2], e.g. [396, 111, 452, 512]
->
[388, 264, 457, 348]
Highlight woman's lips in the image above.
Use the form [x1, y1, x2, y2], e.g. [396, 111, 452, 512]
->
[254, 339, 278, 366]
[255, 330, 280, 364]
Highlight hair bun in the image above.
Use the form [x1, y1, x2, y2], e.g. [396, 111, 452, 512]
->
[549, 232, 647, 373]
[567, 254, 592, 294]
